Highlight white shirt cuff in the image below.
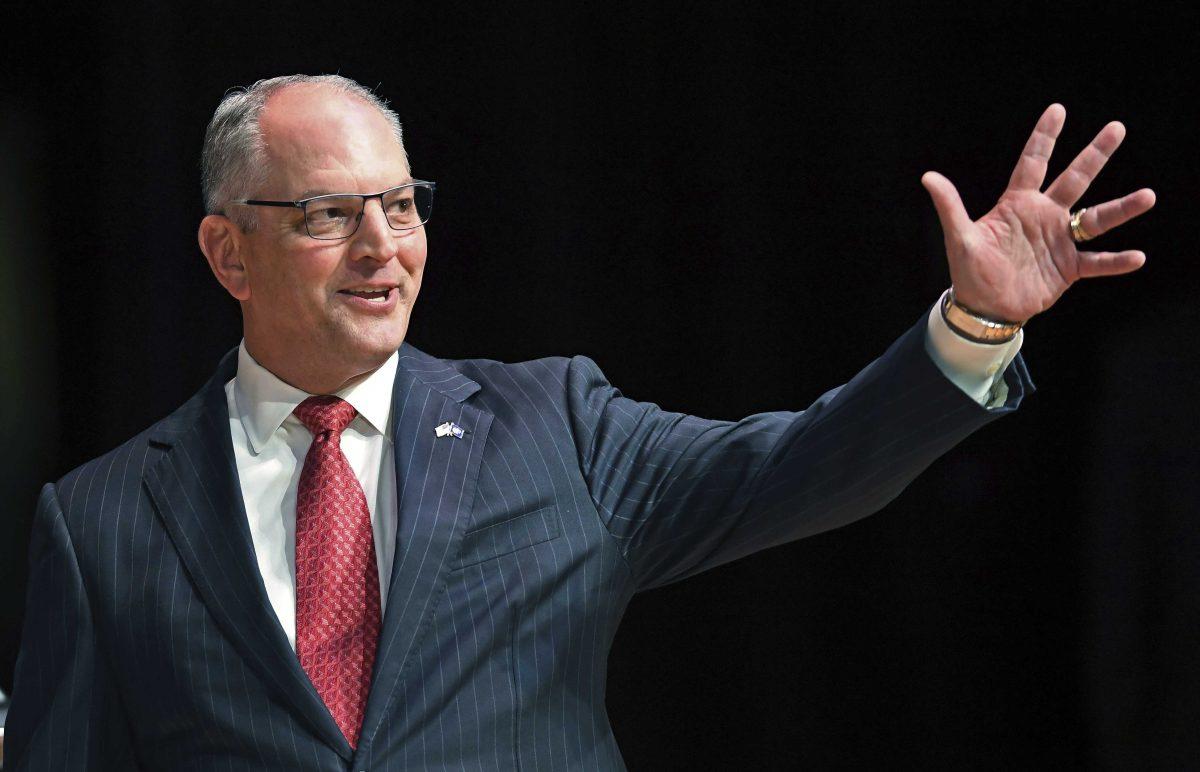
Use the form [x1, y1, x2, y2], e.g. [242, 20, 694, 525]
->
[923, 292, 1023, 408]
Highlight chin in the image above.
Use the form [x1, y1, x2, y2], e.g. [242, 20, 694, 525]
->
[345, 320, 409, 364]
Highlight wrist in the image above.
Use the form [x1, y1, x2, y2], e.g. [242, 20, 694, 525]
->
[940, 287, 1023, 345]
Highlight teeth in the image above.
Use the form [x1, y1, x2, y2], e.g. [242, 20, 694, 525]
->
[344, 287, 392, 300]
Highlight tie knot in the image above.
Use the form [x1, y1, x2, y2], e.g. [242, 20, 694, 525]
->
[293, 395, 358, 437]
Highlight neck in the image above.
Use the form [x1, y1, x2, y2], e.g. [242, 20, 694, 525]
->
[243, 338, 385, 395]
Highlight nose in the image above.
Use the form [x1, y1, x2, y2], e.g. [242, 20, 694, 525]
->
[348, 196, 402, 264]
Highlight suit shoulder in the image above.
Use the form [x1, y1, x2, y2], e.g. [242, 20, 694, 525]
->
[53, 370, 221, 523]
[448, 353, 616, 402]
[451, 352, 614, 384]
[449, 353, 571, 385]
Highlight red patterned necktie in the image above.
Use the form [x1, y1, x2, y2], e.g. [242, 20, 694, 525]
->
[293, 395, 381, 749]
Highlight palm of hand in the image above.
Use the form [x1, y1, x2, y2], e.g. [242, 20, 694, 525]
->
[955, 190, 1078, 321]
[923, 104, 1155, 324]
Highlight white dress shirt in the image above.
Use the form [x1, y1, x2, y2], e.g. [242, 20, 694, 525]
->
[924, 291, 1024, 408]
[223, 300, 1021, 649]
[225, 343, 398, 651]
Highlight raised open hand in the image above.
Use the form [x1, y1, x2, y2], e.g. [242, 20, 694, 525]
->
[921, 104, 1156, 324]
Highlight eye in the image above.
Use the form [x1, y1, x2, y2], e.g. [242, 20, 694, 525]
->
[311, 205, 353, 222]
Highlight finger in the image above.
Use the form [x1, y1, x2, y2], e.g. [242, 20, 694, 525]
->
[1075, 188, 1157, 238]
[1077, 249, 1146, 279]
[1006, 104, 1066, 193]
[1045, 121, 1126, 208]
[921, 171, 974, 241]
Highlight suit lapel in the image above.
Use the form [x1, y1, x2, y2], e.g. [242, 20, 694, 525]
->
[354, 343, 493, 757]
[142, 349, 354, 761]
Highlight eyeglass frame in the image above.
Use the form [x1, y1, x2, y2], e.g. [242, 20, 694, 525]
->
[229, 180, 437, 240]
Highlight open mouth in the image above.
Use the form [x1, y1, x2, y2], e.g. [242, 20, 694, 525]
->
[338, 287, 394, 303]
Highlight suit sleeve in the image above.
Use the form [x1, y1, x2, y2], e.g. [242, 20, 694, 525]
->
[5, 484, 140, 771]
[567, 316, 1034, 591]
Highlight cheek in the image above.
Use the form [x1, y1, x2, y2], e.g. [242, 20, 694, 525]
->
[264, 266, 314, 302]
[403, 231, 428, 273]
[252, 253, 336, 315]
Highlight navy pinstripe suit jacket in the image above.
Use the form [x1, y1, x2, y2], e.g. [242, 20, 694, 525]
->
[8, 316, 1032, 770]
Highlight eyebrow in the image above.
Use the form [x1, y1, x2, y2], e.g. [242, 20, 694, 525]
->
[294, 178, 415, 200]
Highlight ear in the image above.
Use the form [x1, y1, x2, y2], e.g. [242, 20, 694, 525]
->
[198, 214, 251, 301]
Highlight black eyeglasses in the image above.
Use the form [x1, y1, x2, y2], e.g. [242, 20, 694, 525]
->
[231, 180, 436, 240]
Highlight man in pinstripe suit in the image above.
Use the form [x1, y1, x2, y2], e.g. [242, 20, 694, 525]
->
[6, 75, 1154, 769]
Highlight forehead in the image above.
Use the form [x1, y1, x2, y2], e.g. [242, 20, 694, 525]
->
[257, 84, 409, 196]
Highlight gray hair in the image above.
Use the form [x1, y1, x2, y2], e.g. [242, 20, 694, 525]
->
[201, 74, 407, 229]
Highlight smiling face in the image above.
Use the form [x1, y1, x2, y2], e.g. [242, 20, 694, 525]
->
[214, 84, 426, 392]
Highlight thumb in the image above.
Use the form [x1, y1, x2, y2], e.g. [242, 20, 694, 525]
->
[921, 171, 973, 241]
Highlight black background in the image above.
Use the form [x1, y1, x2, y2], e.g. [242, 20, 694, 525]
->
[2, 3, 1197, 767]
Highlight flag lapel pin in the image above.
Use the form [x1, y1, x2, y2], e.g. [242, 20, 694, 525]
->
[434, 421, 467, 439]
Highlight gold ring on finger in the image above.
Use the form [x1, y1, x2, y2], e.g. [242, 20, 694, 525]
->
[1069, 208, 1095, 242]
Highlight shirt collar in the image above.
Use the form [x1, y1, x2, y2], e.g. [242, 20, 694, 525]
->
[232, 340, 398, 455]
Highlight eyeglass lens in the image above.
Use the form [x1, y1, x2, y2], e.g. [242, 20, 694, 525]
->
[303, 184, 434, 239]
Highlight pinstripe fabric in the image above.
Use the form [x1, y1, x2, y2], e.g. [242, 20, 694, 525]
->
[7, 316, 1033, 770]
